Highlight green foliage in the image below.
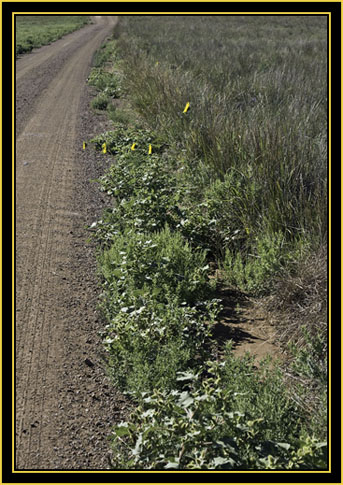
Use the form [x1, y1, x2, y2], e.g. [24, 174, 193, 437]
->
[111, 344, 327, 470]
[88, 67, 122, 98]
[16, 15, 89, 56]
[289, 327, 327, 384]
[90, 124, 166, 156]
[222, 232, 307, 294]
[91, 92, 110, 110]
[90, 126, 183, 241]
[93, 39, 119, 67]
[174, 168, 261, 257]
[88, 40, 123, 115]
[106, 104, 134, 125]
[287, 327, 328, 440]
[93, 155, 183, 239]
[98, 226, 220, 392]
[103, 298, 218, 393]
[99, 225, 213, 307]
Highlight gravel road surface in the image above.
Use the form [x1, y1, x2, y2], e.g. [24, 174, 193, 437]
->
[15, 15, 129, 470]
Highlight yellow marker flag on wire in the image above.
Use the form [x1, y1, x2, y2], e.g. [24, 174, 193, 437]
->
[131, 143, 137, 151]
[83, 141, 87, 150]
[148, 144, 152, 155]
[102, 142, 107, 154]
[183, 102, 190, 114]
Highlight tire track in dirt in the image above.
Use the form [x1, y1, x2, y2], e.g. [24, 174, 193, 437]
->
[15, 17, 109, 138]
[15, 15, 126, 470]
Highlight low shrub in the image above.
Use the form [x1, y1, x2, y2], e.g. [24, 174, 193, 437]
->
[111, 343, 327, 470]
[99, 225, 213, 307]
[98, 225, 220, 393]
[103, 297, 219, 393]
[91, 92, 110, 110]
[88, 67, 122, 98]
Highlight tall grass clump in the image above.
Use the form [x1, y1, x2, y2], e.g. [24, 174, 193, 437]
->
[265, 244, 328, 440]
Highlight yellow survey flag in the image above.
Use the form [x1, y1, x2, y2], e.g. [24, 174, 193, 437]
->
[83, 141, 87, 150]
[148, 144, 152, 155]
[183, 102, 190, 113]
[131, 143, 137, 151]
[102, 142, 107, 154]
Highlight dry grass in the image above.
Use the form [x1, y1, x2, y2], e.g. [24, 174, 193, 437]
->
[267, 244, 327, 348]
[264, 244, 327, 438]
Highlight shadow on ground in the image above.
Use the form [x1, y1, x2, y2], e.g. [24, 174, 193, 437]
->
[211, 285, 283, 362]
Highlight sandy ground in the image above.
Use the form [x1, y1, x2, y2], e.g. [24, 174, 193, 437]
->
[15, 16, 130, 470]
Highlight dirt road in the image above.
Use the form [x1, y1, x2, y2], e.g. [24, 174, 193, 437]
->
[15, 16, 128, 470]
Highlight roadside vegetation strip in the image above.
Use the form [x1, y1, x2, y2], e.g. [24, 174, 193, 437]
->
[87, 15, 327, 470]
[15, 15, 90, 56]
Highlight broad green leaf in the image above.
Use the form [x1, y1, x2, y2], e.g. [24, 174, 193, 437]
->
[178, 391, 194, 408]
[213, 456, 235, 467]
[132, 433, 143, 456]
[164, 461, 179, 469]
[176, 371, 197, 382]
[276, 442, 291, 450]
[114, 422, 130, 437]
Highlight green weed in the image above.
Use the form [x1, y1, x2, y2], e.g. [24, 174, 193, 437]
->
[98, 226, 220, 392]
[88, 67, 122, 98]
[91, 92, 110, 111]
[222, 232, 308, 294]
[110, 343, 327, 470]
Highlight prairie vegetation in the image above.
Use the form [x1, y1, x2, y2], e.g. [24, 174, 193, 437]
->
[15, 15, 90, 56]
[87, 15, 328, 470]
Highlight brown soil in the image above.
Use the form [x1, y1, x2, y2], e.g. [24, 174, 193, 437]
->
[16, 16, 131, 470]
[212, 287, 284, 364]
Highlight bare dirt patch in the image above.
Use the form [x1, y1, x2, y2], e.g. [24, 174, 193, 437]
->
[212, 287, 285, 364]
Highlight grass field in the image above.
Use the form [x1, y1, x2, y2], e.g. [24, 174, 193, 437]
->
[15, 15, 90, 56]
[117, 15, 327, 247]
[88, 15, 328, 470]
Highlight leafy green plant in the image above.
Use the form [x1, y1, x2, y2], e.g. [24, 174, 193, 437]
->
[91, 124, 166, 156]
[91, 92, 110, 110]
[111, 344, 327, 470]
[88, 67, 122, 98]
[103, 297, 219, 393]
[98, 225, 220, 393]
[222, 232, 307, 294]
[174, 168, 260, 258]
[289, 327, 327, 383]
[99, 225, 213, 307]
[93, 39, 119, 67]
